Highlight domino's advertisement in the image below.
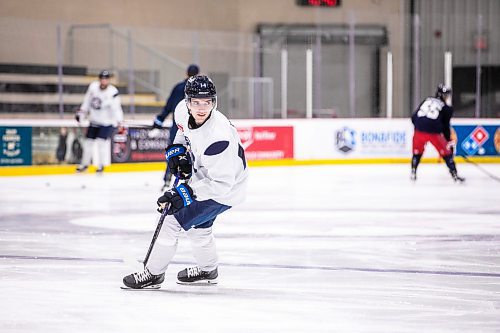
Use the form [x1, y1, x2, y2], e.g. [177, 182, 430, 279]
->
[453, 125, 500, 157]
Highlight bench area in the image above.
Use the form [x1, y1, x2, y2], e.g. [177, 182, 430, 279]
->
[0, 64, 163, 115]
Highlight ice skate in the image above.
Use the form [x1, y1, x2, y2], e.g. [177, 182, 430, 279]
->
[177, 266, 218, 285]
[451, 171, 465, 183]
[96, 166, 105, 174]
[76, 165, 88, 173]
[122, 267, 164, 289]
[410, 168, 417, 182]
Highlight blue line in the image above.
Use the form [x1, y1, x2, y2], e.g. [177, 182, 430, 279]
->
[2, 254, 499, 278]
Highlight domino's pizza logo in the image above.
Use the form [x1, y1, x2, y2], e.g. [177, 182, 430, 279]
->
[336, 127, 356, 153]
[461, 126, 489, 155]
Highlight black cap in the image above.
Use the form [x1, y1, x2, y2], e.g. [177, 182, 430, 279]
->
[98, 70, 112, 79]
[187, 64, 199, 77]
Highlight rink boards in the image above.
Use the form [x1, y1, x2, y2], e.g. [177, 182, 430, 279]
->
[0, 118, 499, 176]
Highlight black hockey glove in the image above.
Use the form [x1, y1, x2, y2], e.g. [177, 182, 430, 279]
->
[75, 109, 85, 123]
[165, 144, 192, 180]
[157, 184, 195, 214]
[152, 117, 163, 129]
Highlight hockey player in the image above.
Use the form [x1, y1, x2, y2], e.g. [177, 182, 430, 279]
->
[76, 70, 123, 173]
[123, 75, 248, 289]
[411, 83, 464, 182]
[152, 64, 199, 190]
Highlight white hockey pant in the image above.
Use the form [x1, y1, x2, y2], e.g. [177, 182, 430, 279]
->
[80, 138, 111, 167]
[96, 138, 111, 166]
[147, 215, 218, 275]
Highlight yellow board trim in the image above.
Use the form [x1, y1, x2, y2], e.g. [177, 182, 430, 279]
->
[248, 156, 500, 167]
[0, 162, 166, 176]
[0, 157, 498, 177]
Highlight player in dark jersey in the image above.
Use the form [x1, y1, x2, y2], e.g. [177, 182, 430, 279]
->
[411, 84, 465, 182]
[152, 64, 199, 190]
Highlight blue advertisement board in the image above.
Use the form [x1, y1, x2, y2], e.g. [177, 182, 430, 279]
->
[453, 125, 500, 157]
[0, 126, 32, 166]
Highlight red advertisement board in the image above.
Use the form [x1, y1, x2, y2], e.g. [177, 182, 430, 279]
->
[110, 126, 294, 163]
[236, 126, 294, 160]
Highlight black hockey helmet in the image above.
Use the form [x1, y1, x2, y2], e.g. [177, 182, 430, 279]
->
[98, 70, 112, 79]
[185, 75, 217, 113]
[436, 83, 451, 100]
[186, 64, 200, 77]
[185, 75, 216, 99]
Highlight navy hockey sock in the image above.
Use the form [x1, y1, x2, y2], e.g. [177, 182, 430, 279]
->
[411, 154, 422, 172]
[443, 154, 457, 173]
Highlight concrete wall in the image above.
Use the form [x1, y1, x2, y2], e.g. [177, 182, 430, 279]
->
[0, 0, 410, 117]
[1, 0, 403, 33]
[0, 0, 240, 31]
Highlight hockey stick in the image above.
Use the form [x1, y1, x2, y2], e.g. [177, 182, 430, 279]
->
[142, 176, 180, 267]
[458, 154, 500, 182]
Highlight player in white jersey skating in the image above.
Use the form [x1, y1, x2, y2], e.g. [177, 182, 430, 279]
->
[123, 75, 248, 289]
[76, 70, 124, 173]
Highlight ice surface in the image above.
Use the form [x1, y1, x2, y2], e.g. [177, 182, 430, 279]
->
[1, 163, 499, 332]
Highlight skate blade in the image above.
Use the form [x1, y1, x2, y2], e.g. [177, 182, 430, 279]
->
[120, 284, 161, 290]
[176, 279, 218, 286]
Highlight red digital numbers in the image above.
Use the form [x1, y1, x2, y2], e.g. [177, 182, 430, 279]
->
[322, 0, 338, 5]
[299, 0, 340, 7]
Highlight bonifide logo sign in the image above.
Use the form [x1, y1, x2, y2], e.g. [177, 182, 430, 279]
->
[336, 127, 356, 153]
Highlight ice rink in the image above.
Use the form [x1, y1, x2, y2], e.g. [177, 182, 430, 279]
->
[1, 162, 500, 332]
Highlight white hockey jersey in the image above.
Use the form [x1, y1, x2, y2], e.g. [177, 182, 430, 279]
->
[80, 81, 124, 126]
[173, 102, 248, 207]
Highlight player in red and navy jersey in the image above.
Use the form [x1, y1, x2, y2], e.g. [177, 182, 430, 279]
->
[411, 84, 465, 182]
